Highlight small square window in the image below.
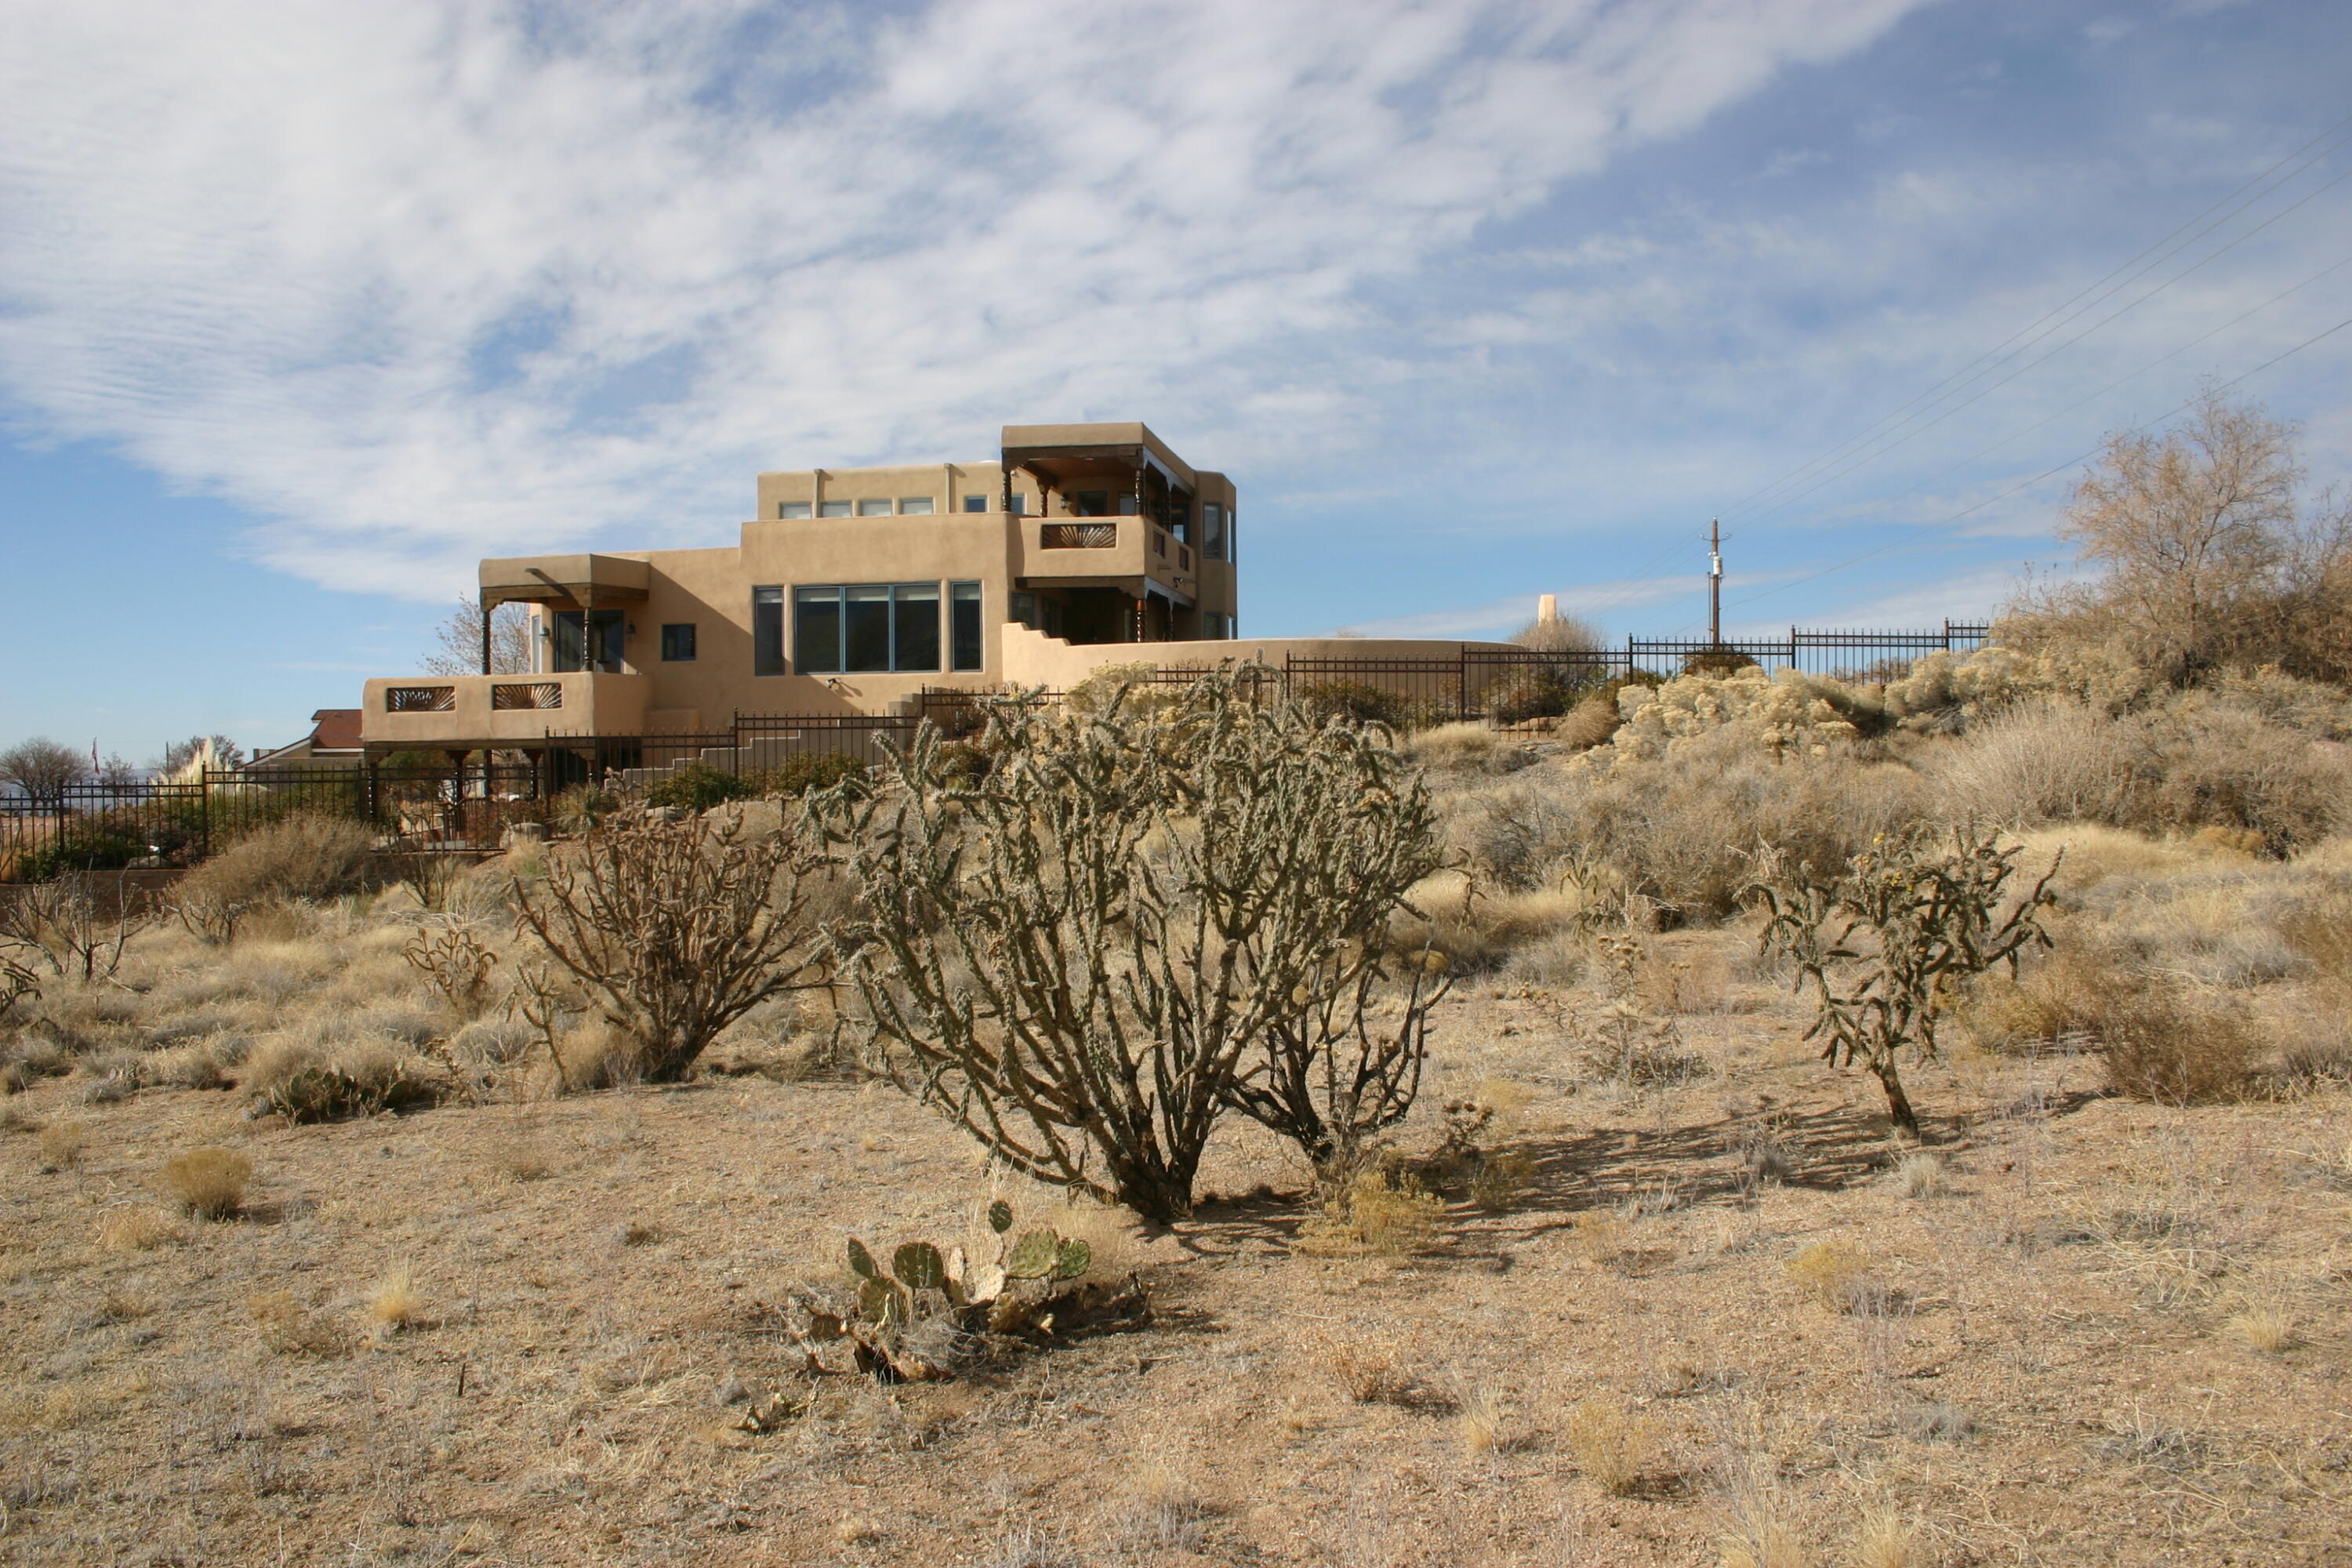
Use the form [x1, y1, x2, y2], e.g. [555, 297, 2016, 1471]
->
[819, 500, 851, 517]
[777, 501, 811, 520]
[1007, 495, 1026, 516]
[660, 623, 697, 661]
[962, 494, 989, 513]
[898, 496, 935, 515]
[1116, 493, 1138, 517]
[1073, 490, 1109, 517]
[857, 498, 895, 517]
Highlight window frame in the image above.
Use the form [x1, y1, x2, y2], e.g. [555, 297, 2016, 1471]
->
[659, 622, 697, 662]
[792, 583, 946, 674]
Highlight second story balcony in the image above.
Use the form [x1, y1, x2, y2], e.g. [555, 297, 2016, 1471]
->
[1022, 518, 1195, 601]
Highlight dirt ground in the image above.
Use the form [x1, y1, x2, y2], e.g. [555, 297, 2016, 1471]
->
[3, 914, 2348, 1568]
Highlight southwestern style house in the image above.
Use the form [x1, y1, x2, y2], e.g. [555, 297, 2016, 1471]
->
[360, 421, 1503, 764]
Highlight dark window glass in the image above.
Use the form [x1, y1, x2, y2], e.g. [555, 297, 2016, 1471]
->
[1201, 503, 1226, 561]
[754, 587, 786, 674]
[1117, 492, 1138, 516]
[552, 608, 624, 673]
[894, 583, 940, 673]
[950, 582, 982, 671]
[1073, 491, 1109, 517]
[1011, 590, 1036, 629]
[660, 623, 696, 662]
[790, 586, 836, 673]
[1007, 494, 1025, 516]
[963, 494, 988, 513]
[844, 585, 892, 673]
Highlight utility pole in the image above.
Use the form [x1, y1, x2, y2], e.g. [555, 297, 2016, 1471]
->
[1708, 518, 1723, 648]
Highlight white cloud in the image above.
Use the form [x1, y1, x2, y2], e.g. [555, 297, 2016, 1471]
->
[0, 0, 1924, 598]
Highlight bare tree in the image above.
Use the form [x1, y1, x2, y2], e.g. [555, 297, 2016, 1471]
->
[0, 738, 85, 804]
[161, 735, 245, 772]
[2053, 389, 2300, 684]
[1510, 610, 1606, 654]
[424, 597, 535, 676]
[825, 671, 1444, 1222]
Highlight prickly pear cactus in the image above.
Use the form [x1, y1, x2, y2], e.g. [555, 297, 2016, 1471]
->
[785, 1199, 1142, 1386]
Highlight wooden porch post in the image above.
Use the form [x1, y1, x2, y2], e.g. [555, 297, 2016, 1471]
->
[480, 593, 492, 675]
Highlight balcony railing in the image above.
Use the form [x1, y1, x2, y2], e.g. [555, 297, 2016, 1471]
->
[1040, 521, 1118, 549]
[492, 681, 564, 710]
[387, 685, 456, 712]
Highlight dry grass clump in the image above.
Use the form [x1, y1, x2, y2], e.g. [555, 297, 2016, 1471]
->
[1850, 1506, 1915, 1568]
[1457, 1385, 1508, 1457]
[36, 1120, 86, 1171]
[1564, 1396, 1657, 1495]
[1892, 1152, 1949, 1199]
[2278, 884, 2352, 989]
[248, 1290, 350, 1358]
[98, 1207, 183, 1251]
[367, 1265, 425, 1332]
[2097, 986, 2260, 1105]
[2226, 1305, 2296, 1353]
[1296, 1168, 1445, 1256]
[1959, 940, 2132, 1052]
[1315, 1332, 1415, 1405]
[1785, 1241, 1875, 1311]
[163, 1146, 252, 1218]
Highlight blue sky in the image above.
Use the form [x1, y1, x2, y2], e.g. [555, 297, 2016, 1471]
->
[3, 0, 2349, 759]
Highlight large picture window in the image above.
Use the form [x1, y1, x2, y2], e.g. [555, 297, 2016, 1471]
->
[794, 583, 942, 673]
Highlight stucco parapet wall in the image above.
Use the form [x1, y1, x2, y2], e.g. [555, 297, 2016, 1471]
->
[361, 672, 656, 748]
[996, 624, 1517, 689]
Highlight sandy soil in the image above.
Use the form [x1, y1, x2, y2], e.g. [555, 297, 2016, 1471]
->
[2, 923, 2349, 1568]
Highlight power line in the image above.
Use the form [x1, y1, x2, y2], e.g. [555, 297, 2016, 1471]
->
[1727, 161, 2352, 526]
[1720, 310, 2352, 614]
[1715, 114, 2352, 522]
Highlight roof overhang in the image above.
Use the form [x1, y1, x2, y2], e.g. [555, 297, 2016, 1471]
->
[479, 553, 652, 609]
[1000, 422, 1196, 493]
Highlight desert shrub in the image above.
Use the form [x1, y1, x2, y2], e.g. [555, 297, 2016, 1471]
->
[763, 753, 866, 797]
[511, 810, 832, 1083]
[2279, 886, 2352, 986]
[1548, 727, 1929, 919]
[1, 879, 152, 983]
[641, 762, 757, 812]
[1929, 699, 2144, 827]
[1785, 1240, 1876, 1310]
[19, 822, 146, 880]
[1959, 941, 2134, 1052]
[163, 1147, 252, 1218]
[99, 1207, 181, 1251]
[2097, 985, 2259, 1104]
[1298, 679, 1413, 730]
[550, 783, 619, 835]
[827, 673, 1444, 1220]
[1755, 826, 2060, 1134]
[176, 811, 375, 913]
[1489, 664, 1605, 726]
[1294, 1166, 1445, 1255]
[37, 1120, 86, 1171]
[2144, 706, 2350, 854]
[1557, 695, 1625, 750]
[1314, 1330, 1414, 1403]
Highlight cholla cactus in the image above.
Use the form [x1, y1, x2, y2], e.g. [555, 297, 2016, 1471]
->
[1752, 826, 2060, 1135]
[821, 668, 1443, 1222]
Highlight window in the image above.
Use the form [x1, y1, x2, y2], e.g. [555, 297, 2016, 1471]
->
[1007, 494, 1025, 516]
[1117, 493, 1138, 516]
[898, 496, 935, 515]
[1203, 612, 1230, 640]
[660, 623, 697, 661]
[950, 582, 982, 671]
[777, 501, 812, 519]
[753, 587, 785, 674]
[553, 608, 624, 673]
[1201, 503, 1226, 561]
[819, 499, 851, 517]
[857, 498, 894, 517]
[794, 583, 942, 673]
[1073, 490, 1110, 517]
[1010, 590, 1036, 629]
[962, 494, 988, 513]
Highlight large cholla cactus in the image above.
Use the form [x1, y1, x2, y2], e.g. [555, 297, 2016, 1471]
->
[821, 669, 1444, 1223]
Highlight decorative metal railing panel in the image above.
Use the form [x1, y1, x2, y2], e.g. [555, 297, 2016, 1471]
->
[1040, 522, 1118, 549]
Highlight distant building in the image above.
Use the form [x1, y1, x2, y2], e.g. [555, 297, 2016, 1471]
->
[358, 419, 1505, 760]
[248, 709, 364, 770]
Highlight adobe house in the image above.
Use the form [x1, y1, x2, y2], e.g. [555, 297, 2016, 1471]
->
[359, 421, 1510, 760]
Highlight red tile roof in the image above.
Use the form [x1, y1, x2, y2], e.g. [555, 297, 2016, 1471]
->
[309, 709, 364, 753]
